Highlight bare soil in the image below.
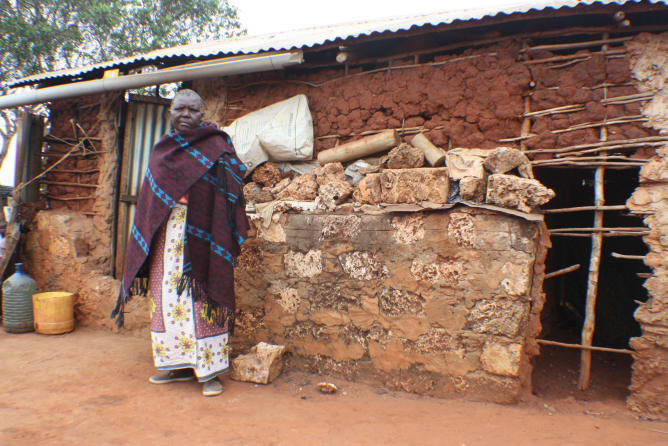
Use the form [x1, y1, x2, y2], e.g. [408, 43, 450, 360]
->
[1, 327, 666, 446]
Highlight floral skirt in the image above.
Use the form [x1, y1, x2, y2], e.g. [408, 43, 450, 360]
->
[148, 204, 230, 382]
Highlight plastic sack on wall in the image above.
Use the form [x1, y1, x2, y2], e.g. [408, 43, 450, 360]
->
[223, 94, 313, 176]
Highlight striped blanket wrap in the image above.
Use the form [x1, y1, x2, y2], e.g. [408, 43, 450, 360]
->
[111, 122, 249, 331]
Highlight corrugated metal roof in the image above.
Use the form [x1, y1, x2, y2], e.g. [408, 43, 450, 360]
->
[9, 0, 666, 87]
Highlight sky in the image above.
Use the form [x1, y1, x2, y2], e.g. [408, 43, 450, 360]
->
[0, 0, 531, 186]
[231, 0, 515, 36]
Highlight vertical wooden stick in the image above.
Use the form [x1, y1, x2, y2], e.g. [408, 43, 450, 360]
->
[578, 34, 609, 391]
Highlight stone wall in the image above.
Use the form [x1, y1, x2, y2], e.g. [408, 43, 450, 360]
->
[625, 33, 668, 421]
[233, 208, 547, 402]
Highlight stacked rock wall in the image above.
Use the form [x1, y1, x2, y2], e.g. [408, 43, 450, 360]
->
[233, 209, 547, 402]
[625, 33, 668, 421]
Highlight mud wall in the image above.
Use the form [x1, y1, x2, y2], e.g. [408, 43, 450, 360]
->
[625, 33, 668, 421]
[23, 93, 139, 329]
[233, 209, 546, 402]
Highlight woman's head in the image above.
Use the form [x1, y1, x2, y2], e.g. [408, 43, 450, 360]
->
[170, 89, 204, 133]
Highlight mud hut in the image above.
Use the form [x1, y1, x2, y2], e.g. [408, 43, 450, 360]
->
[2, 0, 667, 420]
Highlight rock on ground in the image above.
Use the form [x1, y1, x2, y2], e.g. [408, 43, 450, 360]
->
[486, 174, 555, 213]
[386, 143, 425, 169]
[251, 162, 283, 187]
[230, 342, 286, 384]
[275, 173, 319, 201]
[353, 168, 450, 204]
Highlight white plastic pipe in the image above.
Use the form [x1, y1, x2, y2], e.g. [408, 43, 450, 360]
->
[0, 51, 303, 109]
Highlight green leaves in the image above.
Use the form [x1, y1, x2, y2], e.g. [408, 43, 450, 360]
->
[0, 0, 243, 84]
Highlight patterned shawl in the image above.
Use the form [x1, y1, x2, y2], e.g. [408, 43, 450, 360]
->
[111, 122, 248, 331]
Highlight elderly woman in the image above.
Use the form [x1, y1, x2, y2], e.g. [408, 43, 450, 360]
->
[112, 89, 248, 397]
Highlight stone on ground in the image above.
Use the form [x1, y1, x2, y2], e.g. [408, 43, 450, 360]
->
[230, 342, 286, 384]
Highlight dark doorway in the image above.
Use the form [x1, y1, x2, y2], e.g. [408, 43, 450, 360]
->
[531, 166, 649, 400]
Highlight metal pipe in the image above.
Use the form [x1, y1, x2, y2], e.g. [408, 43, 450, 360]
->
[0, 51, 303, 109]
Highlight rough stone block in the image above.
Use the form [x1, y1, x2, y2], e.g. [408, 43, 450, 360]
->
[386, 143, 425, 169]
[483, 147, 533, 178]
[243, 182, 274, 204]
[230, 342, 286, 384]
[459, 176, 486, 202]
[316, 179, 353, 210]
[486, 174, 555, 213]
[481, 342, 522, 377]
[251, 162, 282, 187]
[353, 168, 449, 204]
[446, 148, 487, 180]
[275, 173, 318, 201]
[314, 162, 346, 186]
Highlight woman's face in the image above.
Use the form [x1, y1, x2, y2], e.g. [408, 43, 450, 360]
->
[170, 95, 203, 133]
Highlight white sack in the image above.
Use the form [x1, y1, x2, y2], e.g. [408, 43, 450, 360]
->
[223, 94, 314, 176]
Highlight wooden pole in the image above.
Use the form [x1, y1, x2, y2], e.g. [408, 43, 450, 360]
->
[541, 205, 627, 214]
[544, 264, 581, 279]
[579, 35, 608, 391]
[536, 339, 633, 354]
[611, 252, 646, 260]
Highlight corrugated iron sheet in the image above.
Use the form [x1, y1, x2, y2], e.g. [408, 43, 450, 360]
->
[9, 0, 666, 87]
[114, 97, 171, 276]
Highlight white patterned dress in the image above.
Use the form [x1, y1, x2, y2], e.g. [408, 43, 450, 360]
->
[149, 204, 230, 382]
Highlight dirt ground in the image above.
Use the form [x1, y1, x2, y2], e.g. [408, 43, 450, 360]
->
[1, 327, 666, 446]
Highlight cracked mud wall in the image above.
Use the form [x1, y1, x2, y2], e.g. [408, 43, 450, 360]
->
[234, 209, 547, 403]
[625, 32, 668, 421]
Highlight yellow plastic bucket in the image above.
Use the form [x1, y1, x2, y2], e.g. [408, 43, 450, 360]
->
[32, 292, 75, 335]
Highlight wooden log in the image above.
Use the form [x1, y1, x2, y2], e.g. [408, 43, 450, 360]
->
[544, 264, 581, 279]
[541, 205, 627, 214]
[410, 133, 446, 166]
[317, 129, 400, 164]
[536, 339, 633, 354]
[611, 252, 646, 260]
